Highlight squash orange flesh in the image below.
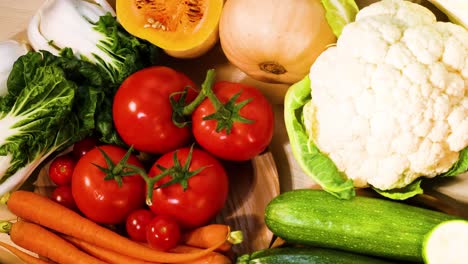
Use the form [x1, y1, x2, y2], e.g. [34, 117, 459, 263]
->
[116, 0, 222, 51]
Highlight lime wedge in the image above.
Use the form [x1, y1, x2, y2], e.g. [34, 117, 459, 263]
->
[423, 220, 468, 264]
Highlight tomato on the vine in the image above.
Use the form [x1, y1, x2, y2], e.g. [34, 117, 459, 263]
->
[71, 145, 146, 224]
[48, 154, 76, 186]
[113, 66, 198, 154]
[146, 215, 181, 251]
[147, 147, 228, 229]
[192, 81, 274, 161]
[126, 209, 155, 242]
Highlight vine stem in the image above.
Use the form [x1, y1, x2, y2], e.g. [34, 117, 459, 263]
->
[181, 69, 221, 115]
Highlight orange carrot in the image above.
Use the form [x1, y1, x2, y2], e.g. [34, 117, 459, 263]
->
[5, 220, 106, 264]
[7, 190, 227, 263]
[65, 235, 160, 264]
[170, 245, 232, 264]
[0, 241, 51, 264]
[182, 224, 243, 252]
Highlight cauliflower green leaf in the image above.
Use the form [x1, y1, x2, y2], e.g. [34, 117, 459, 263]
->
[284, 76, 355, 200]
[321, 0, 359, 37]
[373, 180, 423, 200]
[440, 148, 468, 177]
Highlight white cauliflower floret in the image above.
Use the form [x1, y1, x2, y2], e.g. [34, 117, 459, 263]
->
[308, 0, 468, 190]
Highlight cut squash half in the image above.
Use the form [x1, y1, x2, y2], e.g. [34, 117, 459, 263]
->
[116, 0, 223, 58]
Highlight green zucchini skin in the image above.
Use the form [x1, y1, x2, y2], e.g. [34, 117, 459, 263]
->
[236, 247, 396, 264]
[264, 189, 459, 262]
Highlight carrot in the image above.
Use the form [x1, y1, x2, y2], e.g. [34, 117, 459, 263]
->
[0, 241, 51, 264]
[5, 220, 106, 264]
[65, 235, 160, 264]
[7, 190, 227, 263]
[170, 245, 232, 264]
[182, 224, 243, 252]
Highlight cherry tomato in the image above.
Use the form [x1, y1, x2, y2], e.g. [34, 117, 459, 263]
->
[48, 154, 76, 186]
[148, 147, 228, 229]
[71, 145, 146, 224]
[146, 215, 181, 251]
[72, 136, 99, 159]
[113, 66, 198, 154]
[192, 81, 274, 161]
[126, 209, 155, 242]
[50, 185, 77, 211]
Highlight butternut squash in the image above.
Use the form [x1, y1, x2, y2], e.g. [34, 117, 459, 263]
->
[116, 0, 223, 59]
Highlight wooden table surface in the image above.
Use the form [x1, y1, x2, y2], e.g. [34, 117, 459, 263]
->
[0, 0, 45, 41]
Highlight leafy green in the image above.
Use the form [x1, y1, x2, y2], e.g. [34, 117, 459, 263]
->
[0, 50, 99, 194]
[440, 147, 468, 177]
[373, 180, 424, 200]
[29, 5, 160, 146]
[284, 76, 355, 199]
[320, 0, 360, 37]
[92, 13, 160, 85]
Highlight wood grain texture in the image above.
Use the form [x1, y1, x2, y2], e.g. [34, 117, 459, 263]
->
[0, 0, 45, 41]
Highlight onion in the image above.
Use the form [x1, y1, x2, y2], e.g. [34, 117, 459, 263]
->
[219, 0, 336, 84]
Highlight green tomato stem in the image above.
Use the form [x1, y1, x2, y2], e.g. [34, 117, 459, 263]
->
[126, 146, 205, 207]
[181, 69, 219, 115]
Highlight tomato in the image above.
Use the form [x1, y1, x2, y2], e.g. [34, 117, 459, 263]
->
[192, 81, 274, 161]
[71, 145, 146, 224]
[48, 154, 76, 186]
[146, 215, 181, 251]
[113, 66, 198, 154]
[72, 136, 99, 159]
[126, 209, 155, 242]
[148, 147, 228, 229]
[50, 185, 77, 211]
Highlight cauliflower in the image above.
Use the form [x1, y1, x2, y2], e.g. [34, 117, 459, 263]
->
[307, 0, 468, 191]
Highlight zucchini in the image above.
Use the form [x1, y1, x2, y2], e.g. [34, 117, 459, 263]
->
[265, 189, 459, 262]
[423, 220, 468, 264]
[236, 247, 396, 264]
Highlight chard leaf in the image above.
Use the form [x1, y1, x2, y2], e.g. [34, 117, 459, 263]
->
[373, 180, 424, 200]
[284, 76, 355, 199]
[93, 13, 160, 85]
[0, 50, 98, 193]
[321, 0, 359, 37]
[57, 48, 123, 146]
